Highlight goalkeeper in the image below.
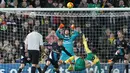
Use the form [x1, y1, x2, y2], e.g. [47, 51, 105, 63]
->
[56, 23, 80, 61]
[64, 34, 101, 73]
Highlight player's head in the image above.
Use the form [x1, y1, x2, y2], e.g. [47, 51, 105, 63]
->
[117, 30, 124, 38]
[58, 38, 63, 46]
[65, 29, 69, 35]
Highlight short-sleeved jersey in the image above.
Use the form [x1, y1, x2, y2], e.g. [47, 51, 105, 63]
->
[45, 42, 72, 60]
[114, 39, 128, 55]
[115, 39, 127, 49]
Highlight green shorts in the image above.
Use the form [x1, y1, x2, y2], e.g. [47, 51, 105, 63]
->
[74, 57, 86, 71]
[85, 53, 95, 61]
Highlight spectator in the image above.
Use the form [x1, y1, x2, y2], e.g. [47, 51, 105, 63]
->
[14, 40, 20, 50]
[0, 0, 5, 8]
[108, 33, 115, 45]
[28, 4, 33, 8]
[6, 0, 18, 8]
[0, 53, 4, 63]
[22, 22, 30, 35]
[76, 42, 85, 57]
[105, 28, 111, 39]
[87, 0, 101, 8]
[20, 0, 29, 8]
[34, 0, 41, 8]
[119, 0, 125, 7]
[52, 0, 58, 8]
[58, 2, 64, 8]
[45, 0, 54, 8]
[0, 41, 2, 47]
[52, 13, 60, 27]
[48, 27, 52, 34]
[98, 28, 114, 62]
[101, 0, 109, 8]
[107, 2, 114, 8]
[78, 0, 88, 8]
[128, 0, 130, 7]
[34, 20, 40, 26]
[2, 40, 12, 52]
[46, 30, 58, 51]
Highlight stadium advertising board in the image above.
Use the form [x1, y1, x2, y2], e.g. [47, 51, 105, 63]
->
[0, 63, 130, 73]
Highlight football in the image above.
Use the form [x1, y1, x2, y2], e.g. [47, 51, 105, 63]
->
[67, 2, 74, 8]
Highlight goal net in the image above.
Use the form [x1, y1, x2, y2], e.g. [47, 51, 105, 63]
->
[0, 8, 130, 73]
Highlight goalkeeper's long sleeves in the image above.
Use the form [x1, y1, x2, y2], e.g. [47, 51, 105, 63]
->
[56, 29, 80, 61]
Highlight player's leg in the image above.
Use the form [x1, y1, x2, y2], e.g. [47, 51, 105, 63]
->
[18, 64, 25, 73]
[18, 56, 27, 73]
[36, 65, 42, 73]
[53, 62, 60, 73]
[124, 53, 130, 73]
[42, 60, 51, 73]
[108, 55, 119, 73]
[30, 50, 40, 73]
[43, 51, 54, 73]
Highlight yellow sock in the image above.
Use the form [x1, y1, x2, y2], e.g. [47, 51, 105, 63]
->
[68, 64, 74, 71]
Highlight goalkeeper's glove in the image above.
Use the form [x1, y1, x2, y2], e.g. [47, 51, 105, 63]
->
[59, 23, 64, 29]
[70, 24, 75, 30]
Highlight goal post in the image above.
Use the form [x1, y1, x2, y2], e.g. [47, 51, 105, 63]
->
[0, 8, 130, 73]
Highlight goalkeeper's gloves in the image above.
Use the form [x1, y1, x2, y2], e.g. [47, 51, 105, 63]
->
[59, 23, 64, 29]
[70, 24, 75, 30]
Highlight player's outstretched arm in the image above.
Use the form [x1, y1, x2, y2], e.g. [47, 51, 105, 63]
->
[56, 24, 64, 39]
[82, 34, 91, 53]
[71, 27, 81, 41]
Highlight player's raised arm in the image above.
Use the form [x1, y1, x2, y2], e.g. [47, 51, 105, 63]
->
[71, 25, 80, 41]
[56, 23, 64, 39]
[82, 34, 91, 53]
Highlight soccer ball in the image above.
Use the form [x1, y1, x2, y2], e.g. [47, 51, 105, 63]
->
[29, 12, 36, 18]
[67, 2, 74, 8]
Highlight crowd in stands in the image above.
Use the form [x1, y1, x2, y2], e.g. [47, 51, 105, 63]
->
[0, 0, 130, 8]
[0, 0, 130, 64]
[0, 11, 129, 63]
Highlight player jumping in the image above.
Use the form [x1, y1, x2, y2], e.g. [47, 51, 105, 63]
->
[18, 41, 42, 73]
[64, 34, 101, 73]
[56, 24, 80, 61]
[42, 38, 72, 73]
[108, 30, 129, 73]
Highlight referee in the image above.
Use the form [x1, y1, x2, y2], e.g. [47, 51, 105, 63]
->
[25, 26, 43, 73]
